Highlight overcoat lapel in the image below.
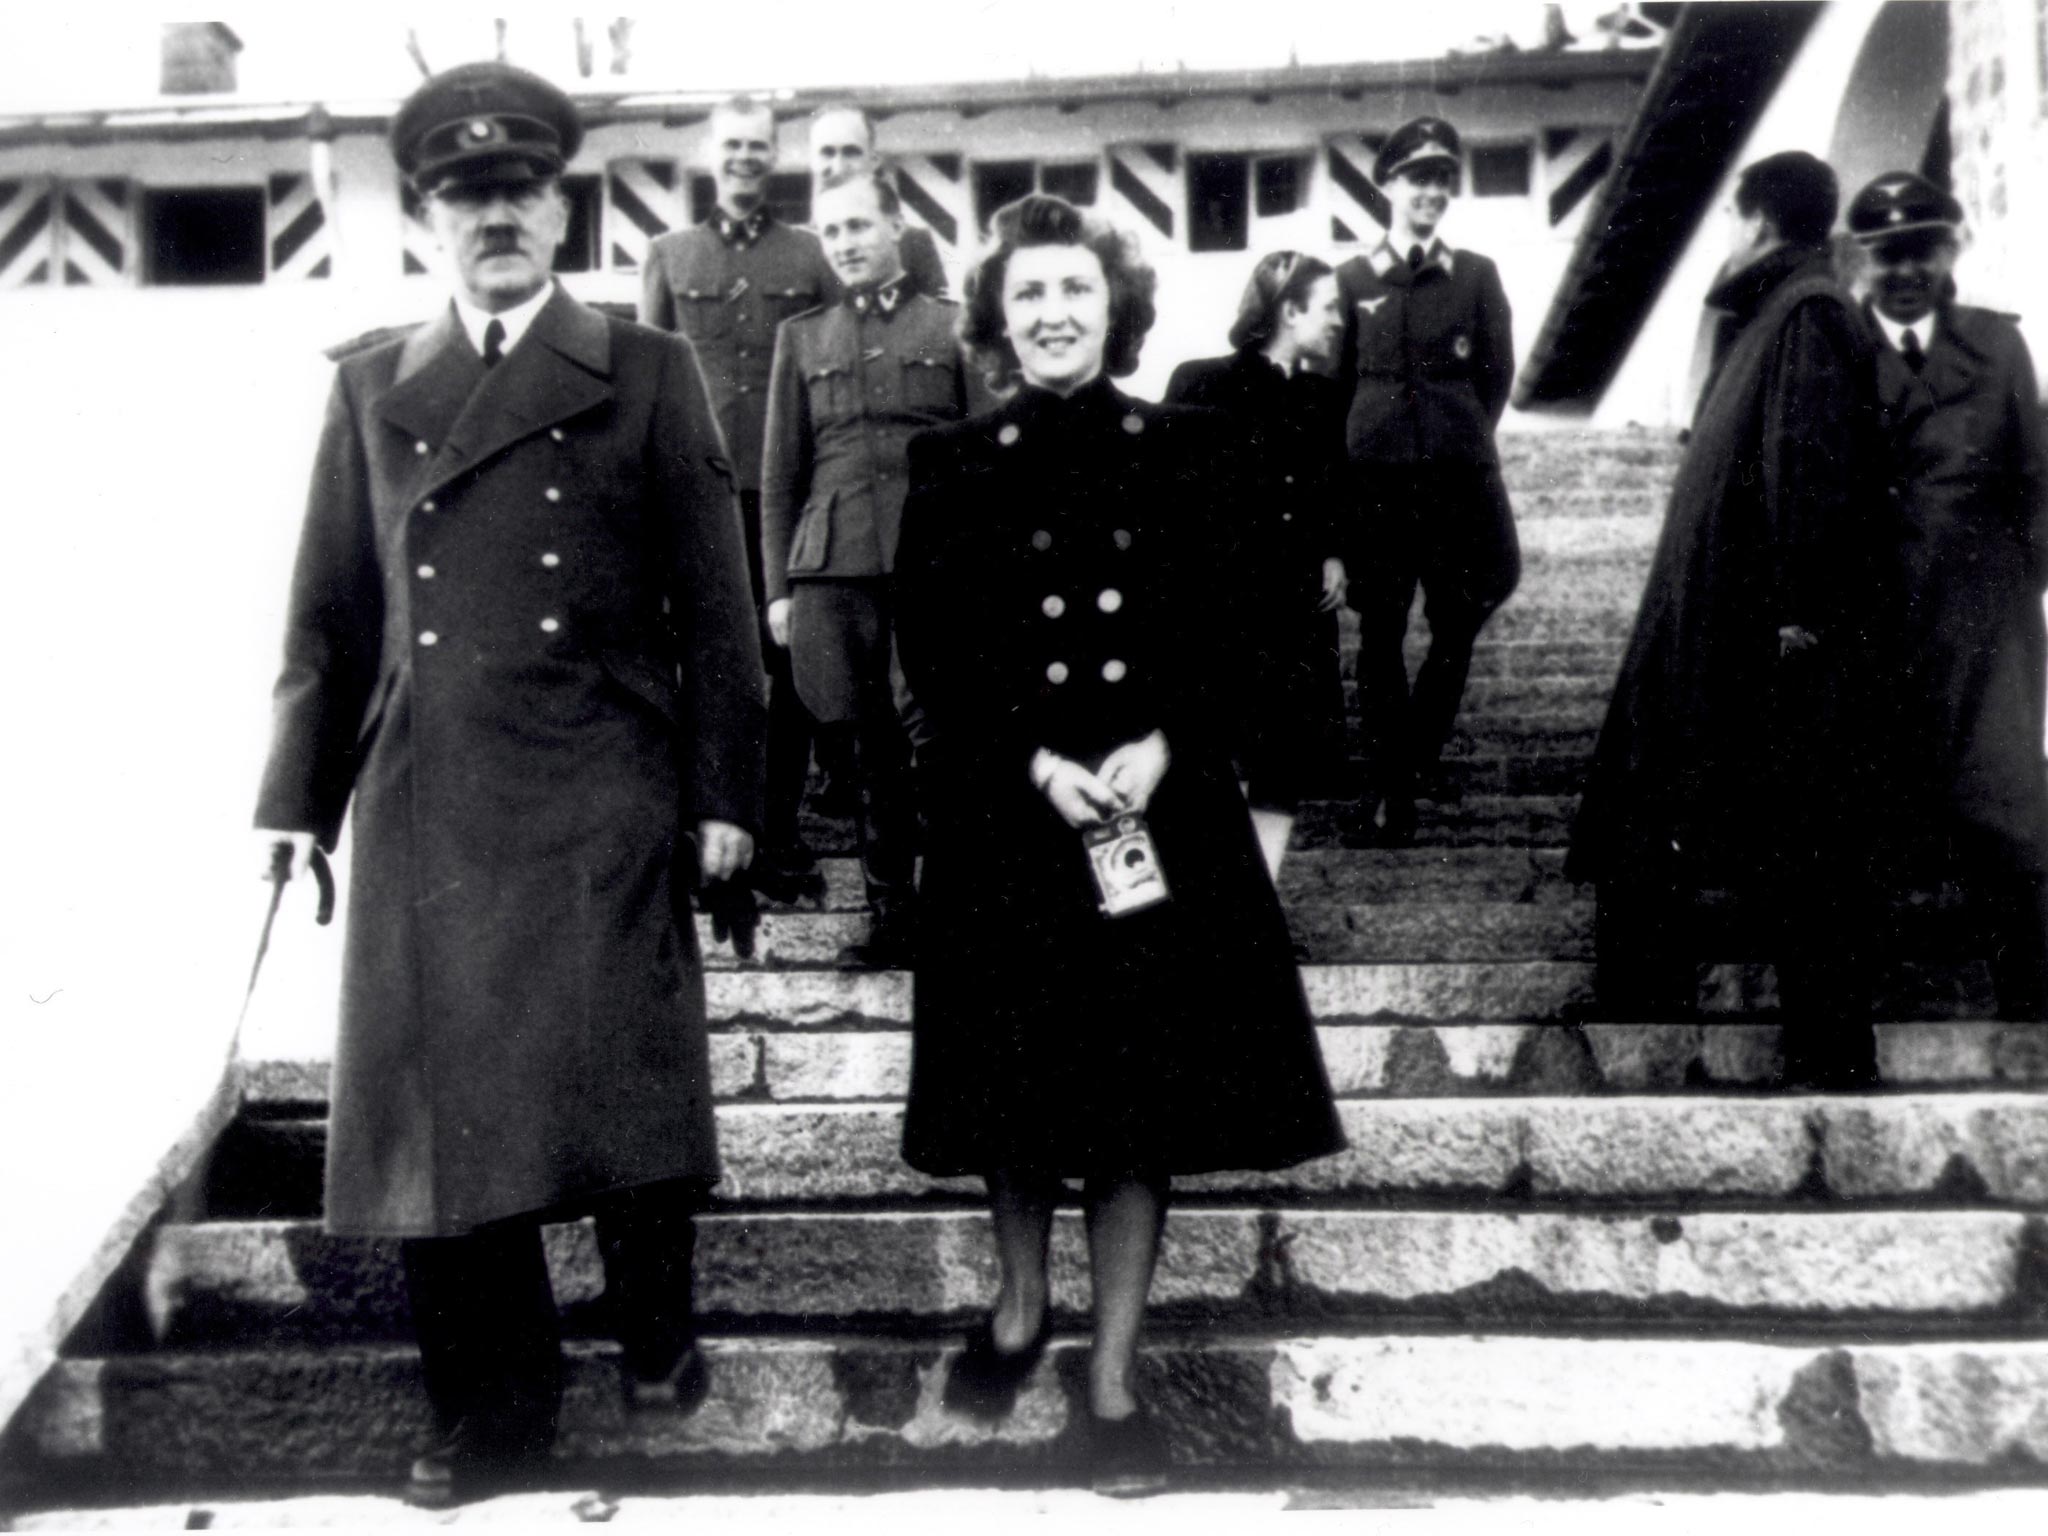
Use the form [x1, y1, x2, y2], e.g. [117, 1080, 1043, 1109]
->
[1919, 317, 1985, 406]
[377, 288, 615, 503]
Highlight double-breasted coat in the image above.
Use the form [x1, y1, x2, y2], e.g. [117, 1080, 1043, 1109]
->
[1334, 238, 1519, 607]
[1874, 301, 2048, 871]
[893, 380, 1345, 1177]
[255, 288, 767, 1238]
[1163, 348, 1348, 806]
[1569, 248, 1899, 891]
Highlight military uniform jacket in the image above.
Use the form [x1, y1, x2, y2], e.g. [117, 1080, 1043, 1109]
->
[760, 289, 980, 601]
[1335, 238, 1514, 467]
[639, 215, 834, 490]
[1873, 301, 2048, 867]
[893, 380, 1344, 1178]
[254, 289, 768, 1237]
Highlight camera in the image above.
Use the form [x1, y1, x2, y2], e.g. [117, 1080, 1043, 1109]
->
[1083, 814, 1171, 918]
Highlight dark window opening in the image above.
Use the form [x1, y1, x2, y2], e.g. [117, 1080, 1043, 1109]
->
[1470, 144, 1533, 198]
[1187, 152, 1249, 253]
[552, 175, 602, 273]
[1254, 156, 1306, 217]
[972, 160, 1038, 231]
[1039, 162, 1100, 207]
[143, 185, 264, 285]
[687, 173, 812, 228]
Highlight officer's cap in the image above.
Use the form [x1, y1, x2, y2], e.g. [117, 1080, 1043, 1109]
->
[1375, 117, 1463, 185]
[392, 61, 583, 194]
[1846, 171, 1963, 244]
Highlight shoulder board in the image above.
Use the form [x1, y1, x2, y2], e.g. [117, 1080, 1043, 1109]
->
[325, 321, 417, 364]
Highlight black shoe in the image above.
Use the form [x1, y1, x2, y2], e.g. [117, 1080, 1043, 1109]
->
[750, 846, 827, 906]
[404, 1420, 542, 1510]
[625, 1342, 710, 1415]
[1089, 1406, 1170, 1499]
[941, 1311, 1052, 1422]
[1413, 761, 1463, 805]
[841, 907, 918, 969]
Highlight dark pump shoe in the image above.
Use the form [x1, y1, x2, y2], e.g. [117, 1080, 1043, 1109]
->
[404, 1421, 545, 1509]
[1413, 761, 1463, 805]
[750, 845, 827, 906]
[940, 1311, 1052, 1422]
[625, 1341, 711, 1415]
[1089, 1406, 1170, 1498]
[842, 908, 918, 970]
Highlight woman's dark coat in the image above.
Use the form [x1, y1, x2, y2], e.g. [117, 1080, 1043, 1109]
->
[1163, 348, 1348, 807]
[1569, 247, 1899, 890]
[255, 290, 767, 1237]
[1876, 301, 2048, 871]
[893, 379, 1344, 1177]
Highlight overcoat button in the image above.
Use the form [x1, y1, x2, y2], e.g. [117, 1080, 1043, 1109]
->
[662, 596, 672, 615]
[417, 564, 436, 579]
[1121, 413, 1144, 435]
[418, 630, 439, 647]
[550, 428, 565, 443]
[1282, 513, 1294, 522]
[1102, 659, 1128, 682]
[1097, 588, 1123, 613]
[414, 440, 430, 456]
[998, 424, 1021, 447]
[421, 499, 437, 513]
[541, 552, 561, 568]
[544, 487, 562, 503]
[540, 617, 561, 634]
[1284, 474, 1295, 484]
[1113, 529, 1133, 550]
[1042, 595, 1066, 618]
[1031, 530, 1053, 551]
[1046, 661, 1070, 684]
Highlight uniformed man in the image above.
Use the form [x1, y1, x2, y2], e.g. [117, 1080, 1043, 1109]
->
[641, 96, 834, 900]
[1334, 115, 1519, 848]
[1850, 171, 2048, 1019]
[761, 171, 986, 965]
[253, 63, 766, 1504]
[808, 105, 950, 298]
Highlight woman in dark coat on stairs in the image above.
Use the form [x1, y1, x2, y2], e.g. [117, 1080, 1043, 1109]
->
[893, 195, 1344, 1497]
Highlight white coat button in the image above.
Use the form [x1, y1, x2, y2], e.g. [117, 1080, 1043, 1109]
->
[418, 630, 439, 647]
[416, 564, 436, 579]
[1113, 529, 1133, 550]
[421, 499, 437, 513]
[662, 595, 672, 615]
[414, 440, 430, 456]
[1121, 413, 1144, 435]
[1046, 661, 1070, 684]
[1102, 659, 1128, 683]
[541, 551, 561, 568]
[1282, 512, 1294, 522]
[1284, 474, 1295, 484]
[1097, 588, 1123, 613]
[1042, 595, 1066, 618]
[544, 487, 562, 503]
[1031, 530, 1053, 552]
[550, 428, 565, 442]
[539, 617, 561, 634]
[998, 423, 1021, 446]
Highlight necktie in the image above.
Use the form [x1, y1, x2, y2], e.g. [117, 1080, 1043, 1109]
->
[481, 318, 506, 369]
[1900, 329, 1925, 373]
[1407, 245, 1426, 272]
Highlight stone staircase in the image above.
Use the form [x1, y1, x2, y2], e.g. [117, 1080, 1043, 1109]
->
[8, 429, 2048, 1507]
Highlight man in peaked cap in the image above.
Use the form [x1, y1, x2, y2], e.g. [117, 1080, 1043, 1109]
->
[254, 60, 767, 1504]
[1334, 114, 1519, 848]
[641, 98, 838, 903]
[1851, 169, 2048, 1020]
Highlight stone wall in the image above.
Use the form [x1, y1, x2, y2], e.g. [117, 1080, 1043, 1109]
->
[1947, 0, 2048, 352]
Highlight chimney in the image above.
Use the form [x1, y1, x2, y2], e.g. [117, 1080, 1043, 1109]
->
[161, 23, 243, 96]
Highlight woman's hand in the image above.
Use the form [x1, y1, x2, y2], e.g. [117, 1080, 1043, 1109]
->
[1317, 557, 1348, 613]
[1098, 730, 1171, 815]
[1032, 750, 1123, 829]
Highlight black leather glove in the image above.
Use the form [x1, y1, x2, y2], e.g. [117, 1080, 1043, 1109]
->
[700, 875, 760, 961]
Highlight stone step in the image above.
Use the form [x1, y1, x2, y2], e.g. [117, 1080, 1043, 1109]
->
[19, 1334, 2048, 1485]
[135, 1208, 2048, 1349]
[1292, 796, 1578, 847]
[196, 1094, 2048, 1217]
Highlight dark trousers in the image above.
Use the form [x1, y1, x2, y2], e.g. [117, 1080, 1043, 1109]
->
[788, 579, 919, 915]
[1591, 877, 1879, 1086]
[740, 489, 816, 855]
[1951, 824, 2048, 1021]
[400, 1177, 706, 1452]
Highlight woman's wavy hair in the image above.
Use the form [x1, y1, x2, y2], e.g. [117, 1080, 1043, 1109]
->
[1227, 250, 1336, 352]
[959, 194, 1158, 391]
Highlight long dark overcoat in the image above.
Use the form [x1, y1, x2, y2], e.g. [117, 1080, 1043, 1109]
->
[1872, 301, 2048, 872]
[1569, 247, 1898, 890]
[892, 379, 1345, 1177]
[1163, 349, 1348, 804]
[256, 289, 767, 1238]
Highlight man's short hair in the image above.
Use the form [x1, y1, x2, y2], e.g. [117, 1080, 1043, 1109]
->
[816, 167, 901, 220]
[1735, 151, 1839, 248]
[711, 94, 775, 134]
[812, 104, 874, 143]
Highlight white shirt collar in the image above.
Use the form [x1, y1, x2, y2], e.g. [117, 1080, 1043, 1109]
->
[1873, 308, 1936, 356]
[452, 279, 556, 362]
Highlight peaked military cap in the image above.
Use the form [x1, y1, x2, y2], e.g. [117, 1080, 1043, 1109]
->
[392, 61, 583, 193]
[1375, 117, 1463, 185]
[1846, 171, 1963, 243]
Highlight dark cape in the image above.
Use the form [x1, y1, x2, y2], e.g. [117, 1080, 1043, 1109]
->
[1569, 246, 1903, 891]
[892, 379, 1344, 1178]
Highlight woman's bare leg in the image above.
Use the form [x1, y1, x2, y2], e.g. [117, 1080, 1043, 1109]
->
[988, 1167, 1058, 1350]
[1081, 1172, 1168, 1417]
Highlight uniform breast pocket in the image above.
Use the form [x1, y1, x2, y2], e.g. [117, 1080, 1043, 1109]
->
[899, 355, 958, 415]
[805, 363, 854, 422]
[1353, 299, 1401, 374]
[672, 289, 733, 342]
